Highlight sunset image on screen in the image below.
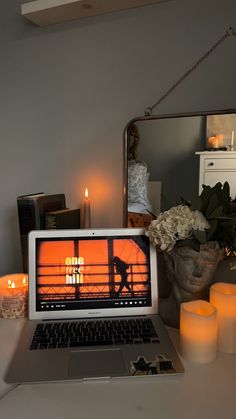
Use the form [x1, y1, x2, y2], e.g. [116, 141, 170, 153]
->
[36, 237, 150, 303]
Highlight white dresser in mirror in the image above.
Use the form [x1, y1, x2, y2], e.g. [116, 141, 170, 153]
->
[196, 151, 236, 200]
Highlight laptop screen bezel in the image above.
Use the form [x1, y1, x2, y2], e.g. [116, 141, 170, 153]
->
[28, 228, 158, 320]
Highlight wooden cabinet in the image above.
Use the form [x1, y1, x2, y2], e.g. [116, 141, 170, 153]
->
[196, 151, 236, 200]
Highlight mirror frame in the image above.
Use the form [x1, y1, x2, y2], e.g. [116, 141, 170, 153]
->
[123, 108, 236, 227]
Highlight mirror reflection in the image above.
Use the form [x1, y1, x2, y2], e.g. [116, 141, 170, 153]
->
[124, 110, 236, 227]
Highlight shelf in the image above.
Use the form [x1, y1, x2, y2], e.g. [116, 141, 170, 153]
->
[21, 0, 166, 27]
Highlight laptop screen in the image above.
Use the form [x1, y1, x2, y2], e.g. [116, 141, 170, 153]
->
[35, 234, 152, 313]
[28, 228, 158, 320]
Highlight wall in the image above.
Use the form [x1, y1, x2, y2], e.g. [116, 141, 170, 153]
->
[0, 0, 235, 274]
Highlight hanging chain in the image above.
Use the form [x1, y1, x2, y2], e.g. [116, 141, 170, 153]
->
[144, 26, 236, 116]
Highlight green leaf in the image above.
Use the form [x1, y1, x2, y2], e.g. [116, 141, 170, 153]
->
[200, 185, 212, 214]
[207, 205, 223, 219]
[222, 181, 231, 205]
[213, 182, 223, 193]
[206, 219, 218, 240]
[200, 184, 211, 198]
[192, 229, 207, 244]
[229, 201, 236, 212]
[206, 193, 219, 218]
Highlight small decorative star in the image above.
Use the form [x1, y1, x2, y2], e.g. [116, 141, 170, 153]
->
[131, 356, 152, 372]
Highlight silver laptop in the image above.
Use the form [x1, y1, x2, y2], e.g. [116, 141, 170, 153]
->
[5, 228, 184, 383]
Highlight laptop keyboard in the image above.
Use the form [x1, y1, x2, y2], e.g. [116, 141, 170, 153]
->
[29, 318, 160, 350]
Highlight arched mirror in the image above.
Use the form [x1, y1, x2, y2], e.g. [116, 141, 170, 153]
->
[124, 109, 236, 227]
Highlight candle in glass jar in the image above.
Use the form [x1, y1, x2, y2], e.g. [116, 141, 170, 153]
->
[180, 300, 218, 363]
[210, 282, 236, 353]
[84, 188, 91, 228]
[207, 136, 220, 149]
[0, 273, 28, 319]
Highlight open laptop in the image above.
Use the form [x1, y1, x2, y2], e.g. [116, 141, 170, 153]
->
[5, 228, 184, 383]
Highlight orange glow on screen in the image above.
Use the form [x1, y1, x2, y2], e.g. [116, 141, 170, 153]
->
[37, 238, 149, 301]
[113, 239, 148, 292]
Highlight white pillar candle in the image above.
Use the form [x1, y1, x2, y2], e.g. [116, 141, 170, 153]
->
[180, 300, 218, 363]
[230, 130, 234, 150]
[210, 282, 236, 353]
[231, 129, 234, 145]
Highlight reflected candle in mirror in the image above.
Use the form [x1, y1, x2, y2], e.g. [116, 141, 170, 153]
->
[84, 188, 91, 228]
[210, 282, 236, 353]
[180, 300, 218, 363]
[230, 129, 234, 150]
[0, 273, 28, 319]
[207, 136, 220, 148]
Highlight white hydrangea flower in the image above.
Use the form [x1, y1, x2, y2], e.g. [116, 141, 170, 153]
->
[192, 209, 210, 231]
[146, 205, 209, 252]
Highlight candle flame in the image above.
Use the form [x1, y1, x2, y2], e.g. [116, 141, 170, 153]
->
[22, 277, 26, 285]
[11, 282, 16, 288]
[8, 279, 12, 287]
[85, 188, 89, 198]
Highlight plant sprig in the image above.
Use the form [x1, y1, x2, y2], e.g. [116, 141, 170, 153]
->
[191, 182, 236, 253]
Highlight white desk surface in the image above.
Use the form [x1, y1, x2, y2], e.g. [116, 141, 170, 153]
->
[0, 318, 235, 419]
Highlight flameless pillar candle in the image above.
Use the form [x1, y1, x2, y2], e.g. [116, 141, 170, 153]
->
[180, 300, 218, 363]
[84, 188, 91, 228]
[0, 273, 28, 319]
[210, 282, 236, 353]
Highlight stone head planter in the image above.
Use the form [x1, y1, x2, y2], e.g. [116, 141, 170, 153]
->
[159, 241, 224, 328]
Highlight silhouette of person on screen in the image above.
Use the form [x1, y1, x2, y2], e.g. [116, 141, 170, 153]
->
[112, 256, 134, 296]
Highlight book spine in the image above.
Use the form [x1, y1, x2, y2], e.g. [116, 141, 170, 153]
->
[17, 199, 41, 272]
[45, 209, 80, 230]
[17, 194, 66, 272]
[17, 199, 41, 234]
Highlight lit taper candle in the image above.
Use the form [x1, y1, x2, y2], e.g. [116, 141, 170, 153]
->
[84, 188, 91, 228]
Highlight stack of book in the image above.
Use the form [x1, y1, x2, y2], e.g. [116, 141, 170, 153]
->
[17, 192, 80, 272]
[45, 208, 80, 229]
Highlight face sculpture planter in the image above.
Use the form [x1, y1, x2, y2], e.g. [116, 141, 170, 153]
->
[159, 242, 224, 328]
[146, 183, 236, 328]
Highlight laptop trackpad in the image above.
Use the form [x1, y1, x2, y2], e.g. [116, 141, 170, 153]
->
[68, 348, 126, 378]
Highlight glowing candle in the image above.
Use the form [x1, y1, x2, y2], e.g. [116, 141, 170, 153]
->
[180, 300, 218, 363]
[207, 136, 220, 149]
[84, 188, 91, 228]
[230, 130, 234, 150]
[210, 282, 236, 353]
[0, 273, 29, 319]
[216, 134, 224, 147]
